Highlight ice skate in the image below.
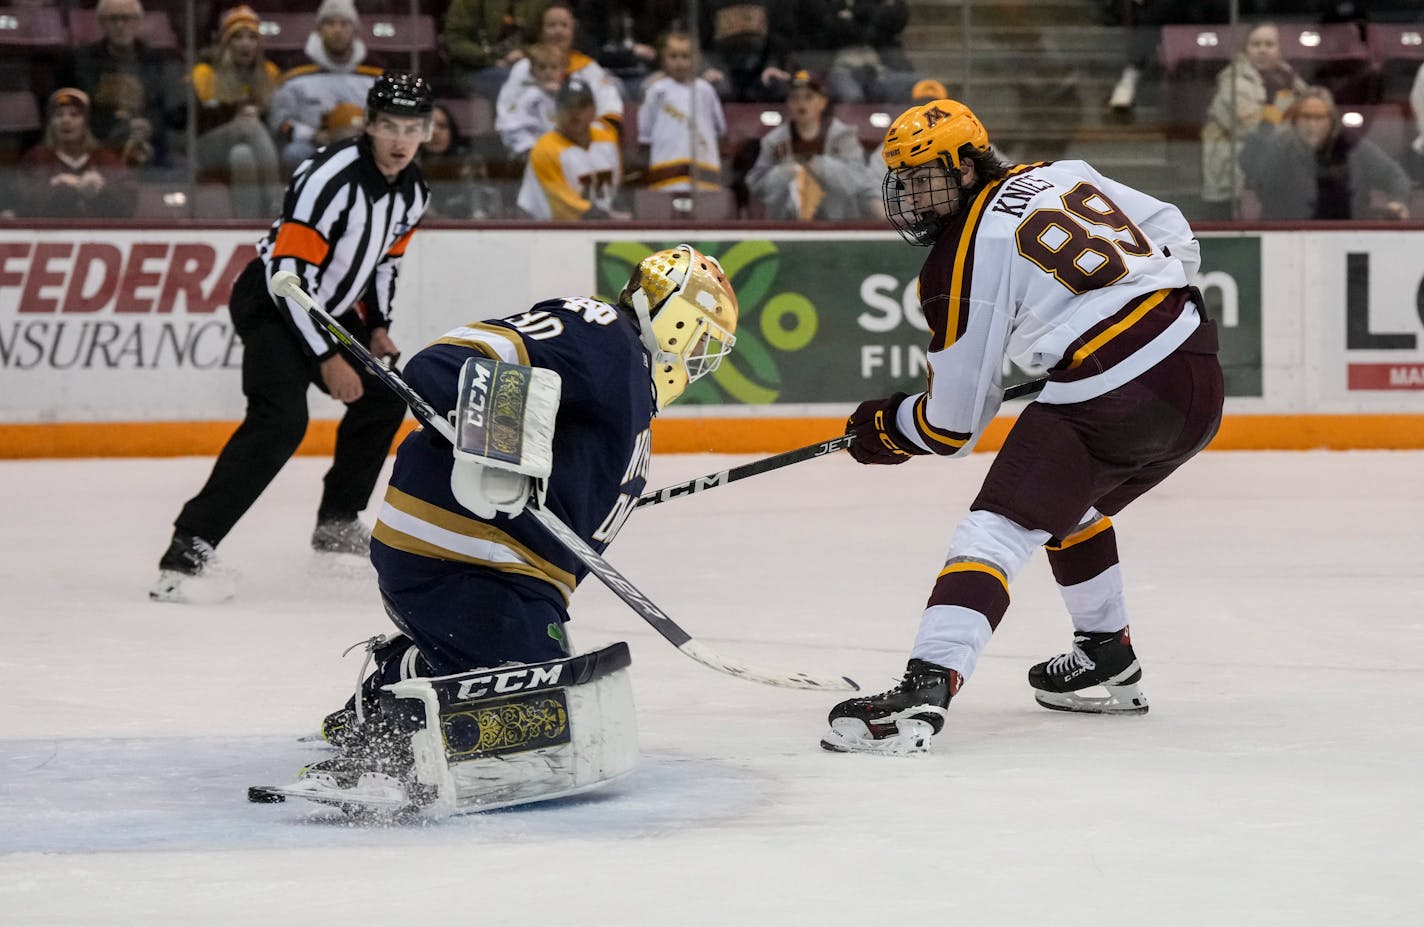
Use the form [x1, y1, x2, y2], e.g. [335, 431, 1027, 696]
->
[820, 659, 960, 755]
[311, 517, 370, 556]
[1028, 628, 1149, 714]
[149, 532, 235, 603]
[250, 753, 434, 817]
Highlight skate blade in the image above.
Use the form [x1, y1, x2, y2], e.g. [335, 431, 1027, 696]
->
[149, 570, 236, 604]
[819, 717, 936, 756]
[1034, 682, 1149, 715]
[248, 777, 418, 816]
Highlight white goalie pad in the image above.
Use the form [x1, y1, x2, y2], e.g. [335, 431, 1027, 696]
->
[452, 356, 561, 478]
[386, 642, 638, 816]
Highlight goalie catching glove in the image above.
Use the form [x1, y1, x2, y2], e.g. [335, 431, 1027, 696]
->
[449, 356, 562, 519]
[845, 392, 927, 465]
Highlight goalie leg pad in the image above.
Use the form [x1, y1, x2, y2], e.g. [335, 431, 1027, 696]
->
[386, 642, 638, 816]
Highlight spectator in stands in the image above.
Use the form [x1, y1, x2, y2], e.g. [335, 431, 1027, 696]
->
[267, 0, 382, 173]
[496, 41, 565, 161]
[635, 31, 726, 192]
[191, 5, 282, 218]
[17, 88, 136, 218]
[516, 78, 627, 220]
[441, 0, 543, 101]
[1200, 23, 1307, 218]
[801, 0, 918, 105]
[63, 0, 186, 171]
[497, 3, 625, 136]
[746, 70, 877, 220]
[322, 101, 365, 144]
[700, 0, 794, 104]
[1410, 63, 1424, 180]
[911, 78, 947, 104]
[1240, 85, 1412, 221]
[420, 102, 494, 218]
[580, 1, 691, 102]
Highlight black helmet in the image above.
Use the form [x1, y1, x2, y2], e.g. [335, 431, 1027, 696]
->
[367, 71, 433, 119]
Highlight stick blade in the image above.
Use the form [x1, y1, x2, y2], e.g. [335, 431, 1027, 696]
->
[678, 639, 859, 691]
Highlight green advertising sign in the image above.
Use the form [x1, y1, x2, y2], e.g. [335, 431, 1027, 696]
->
[597, 235, 1262, 405]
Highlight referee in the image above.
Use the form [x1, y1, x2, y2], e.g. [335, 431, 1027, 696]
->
[152, 71, 433, 602]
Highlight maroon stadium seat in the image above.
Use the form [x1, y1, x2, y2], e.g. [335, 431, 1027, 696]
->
[833, 103, 897, 149]
[0, 88, 39, 132]
[435, 96, 492, 138]
[722, 102, 779, 148]
[634, 187, 736, 221]
[0, 6, 68, 50]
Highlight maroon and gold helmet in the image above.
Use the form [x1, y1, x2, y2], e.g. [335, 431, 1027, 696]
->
[881, 99, 990, 172]
[880, 99, 991, 246]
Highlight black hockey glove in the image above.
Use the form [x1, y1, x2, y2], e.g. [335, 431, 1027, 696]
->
[845, 393, 926, 465]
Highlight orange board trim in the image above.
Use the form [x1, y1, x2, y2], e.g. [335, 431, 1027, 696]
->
[3, 415, 1424, 458]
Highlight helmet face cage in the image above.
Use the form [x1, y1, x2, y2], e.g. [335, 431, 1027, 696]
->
[883, 159, 963, 246]
[624, 245, 739, 408]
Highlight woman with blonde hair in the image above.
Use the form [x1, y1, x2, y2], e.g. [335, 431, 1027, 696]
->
[191, 5, 282, 216]
[18, 88, 136, 218]
[1241, 85, 1411, 221]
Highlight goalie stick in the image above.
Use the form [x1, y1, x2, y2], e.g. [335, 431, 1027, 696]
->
[636, 377, 1048, 509]
[268, 271, 858, 693]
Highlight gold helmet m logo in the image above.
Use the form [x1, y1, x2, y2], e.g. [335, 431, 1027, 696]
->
[922, 106, 951, 127]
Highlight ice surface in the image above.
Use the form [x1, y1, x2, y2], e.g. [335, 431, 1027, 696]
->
[1, 450, 1421, 925]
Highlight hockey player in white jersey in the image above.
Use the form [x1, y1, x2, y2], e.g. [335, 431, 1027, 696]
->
[821, 99, 1224, 754]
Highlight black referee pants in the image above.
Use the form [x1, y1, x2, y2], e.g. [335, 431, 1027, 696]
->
[174, 260, 407, 547]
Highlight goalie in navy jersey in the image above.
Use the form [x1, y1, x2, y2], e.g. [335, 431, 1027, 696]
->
[821, 99, 1224, 755]
[273, 245, 738, 814]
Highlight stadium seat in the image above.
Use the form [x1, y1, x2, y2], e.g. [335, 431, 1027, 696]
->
[67, 9, 177, 51]
[192, 183, 234, 220]
[722, 103, 780, 149]
[0, 88, 39, 132]
[633, 187, 736, 221]
[0, 6, 68, 50]
[1338, 103, 1411, 161]
[253, 12, 309, 53]
[134, 183, 191, 219]
[362, 14, 435, 55]
[1366, 24, 1424, 101]
[1162, 23, 1369, 73]
[436, 96, 492, 138]
[833, 103, 896, 149]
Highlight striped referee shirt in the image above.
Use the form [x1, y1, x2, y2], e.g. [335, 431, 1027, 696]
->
[257, 135, 429, 359]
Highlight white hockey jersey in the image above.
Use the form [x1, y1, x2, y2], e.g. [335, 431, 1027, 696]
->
[496, 51, 624, 131]
[893, 160, 1203, 458]
[515, 124, 622, 219]
[496, 83, 557, 157]
[637, 76, 725, 190]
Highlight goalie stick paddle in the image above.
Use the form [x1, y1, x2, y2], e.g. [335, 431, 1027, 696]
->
[267, 271, 858, 693]
[636, 377, 1048, 509]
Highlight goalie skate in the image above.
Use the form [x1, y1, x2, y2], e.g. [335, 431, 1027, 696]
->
[1028, 628, 1149, 715]
[248, 769, 432, 818]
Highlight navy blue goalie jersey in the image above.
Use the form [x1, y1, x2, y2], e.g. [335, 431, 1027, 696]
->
[370, 296, 656, 608]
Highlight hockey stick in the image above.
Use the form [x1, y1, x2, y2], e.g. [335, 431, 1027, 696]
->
[636, 377, 1048, 509]
[268, 271, 858, 693]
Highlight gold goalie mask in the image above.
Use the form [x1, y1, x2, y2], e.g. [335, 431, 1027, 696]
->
[619, 245, 739, 409]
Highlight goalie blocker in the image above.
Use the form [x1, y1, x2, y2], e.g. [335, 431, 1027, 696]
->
[253, 642, 638, 817]
[449, 355, 562, 519]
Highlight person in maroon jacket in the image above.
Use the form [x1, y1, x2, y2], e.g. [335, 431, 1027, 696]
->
[18, 88, 137, 219]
